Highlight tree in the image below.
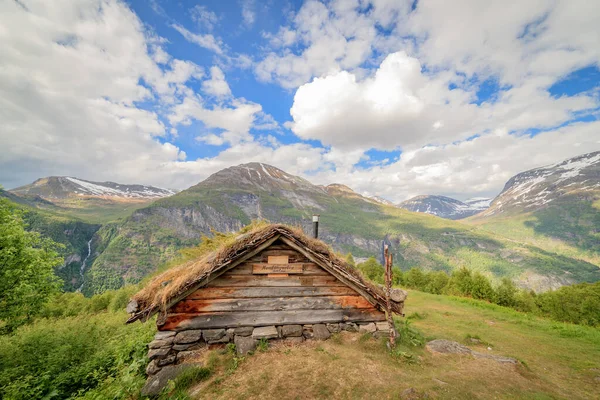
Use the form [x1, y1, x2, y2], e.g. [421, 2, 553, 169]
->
[471, 272, 495, 301]
[425, 271, 450, 294]
[356, 257, 384, 284]
[0, 199, 63, 332]
[495, 277, 518, 307]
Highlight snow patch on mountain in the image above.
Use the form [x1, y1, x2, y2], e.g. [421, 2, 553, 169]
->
[481, 151, 600, 216]
[398, 195, 491, 220]
[65, 177, 175, 198]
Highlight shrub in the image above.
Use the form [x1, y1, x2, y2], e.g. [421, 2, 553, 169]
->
[357, 257, 384, 284]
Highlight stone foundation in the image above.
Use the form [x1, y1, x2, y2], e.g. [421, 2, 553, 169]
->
[146, 321, 393, 376]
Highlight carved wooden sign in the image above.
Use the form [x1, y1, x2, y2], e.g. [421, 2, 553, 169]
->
[252, 263, 305, 274]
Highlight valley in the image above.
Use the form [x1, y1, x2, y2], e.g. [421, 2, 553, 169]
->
[4, 152, 600, 295]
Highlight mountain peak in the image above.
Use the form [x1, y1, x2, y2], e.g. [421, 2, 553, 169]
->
[398, 194, 489, 220]
[11, 176, 175, 200]
[481, 151, 600, 216]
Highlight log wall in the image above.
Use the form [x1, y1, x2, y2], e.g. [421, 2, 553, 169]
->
[160, 241, 385, 331]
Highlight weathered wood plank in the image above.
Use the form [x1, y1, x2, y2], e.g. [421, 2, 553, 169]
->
[226, 263, 327, 275]
[171, 295, 373, 313]
[207, 275, 345, 287]
[186, 286, 359, 299]
[267, 255, 289, 264]
[162, 308, 386, 330]
[252, 263, 305, 274]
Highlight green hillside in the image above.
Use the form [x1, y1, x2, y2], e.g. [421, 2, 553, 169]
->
[2, 288, 599, 399]
[82, 182, 600, 295]
[468, 193, 600, 268]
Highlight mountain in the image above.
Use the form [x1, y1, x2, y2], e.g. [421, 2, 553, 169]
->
[480, 151, 600, 217]
[11, 176, 175, 200]
[7, 176, 176, 225]
[79, 162, 600, 295]
[468, 151, 600, 270]
[398, 195, 489, 219]
[367, 195, 396, 206]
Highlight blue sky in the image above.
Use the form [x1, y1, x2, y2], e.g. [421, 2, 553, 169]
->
[1, 0, 599, 201]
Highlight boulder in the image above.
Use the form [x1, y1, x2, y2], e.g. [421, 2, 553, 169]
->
[326, 323, 340, 333]
[375, 322, 390, 331]
[126, 299, 138, 314]
[312, 324, 331, 340]
[148, 338, 174, 349]
[426, 339, 471, 355]
[234, 335, 258, 355]
[145, 360, 161, 376]
[280, 325, 303, 337]
[154, 331, 176, 340]
[426, 339, 517, 364]
[252, 326, 278, 340]
[302, 325, 314, 339]
[376, 286, 408, 302]
[157, 354, 176, 367]
[148, 347, 170, 360]
[390, 288, 408, 302]
[202, 329, 226, 343]
[141, 364, 200, 397]
[174, 330, 203, 344]
[341, 322, 359, 332]
[358, 323, 377, 334]
[173, 342, 206, 351]
[234, 326, 254, 337]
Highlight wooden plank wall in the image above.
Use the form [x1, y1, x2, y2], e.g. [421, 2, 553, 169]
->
[161, 240, 385, 331]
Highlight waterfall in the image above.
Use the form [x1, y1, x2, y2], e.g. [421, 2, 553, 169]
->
[76, 238, 93, 293]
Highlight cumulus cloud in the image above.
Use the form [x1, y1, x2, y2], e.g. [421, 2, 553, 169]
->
[2, 0, 600, 203]
[201, 66, 232, 99]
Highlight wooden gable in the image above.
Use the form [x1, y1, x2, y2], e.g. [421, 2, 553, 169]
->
[160, 239, 385, 331]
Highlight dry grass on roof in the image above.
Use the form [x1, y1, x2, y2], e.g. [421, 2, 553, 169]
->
[128, 221, 403, 323]
[131, 221, 337, 315]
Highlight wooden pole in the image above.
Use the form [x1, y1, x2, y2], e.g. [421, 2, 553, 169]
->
[384, 244, 396, 348]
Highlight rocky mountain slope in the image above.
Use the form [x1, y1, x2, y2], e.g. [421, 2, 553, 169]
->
[468, 151, 600, 267]
[80, 162, 599, 295]
[480, 151, 600, 217]
[398, 195, 490, 219]
[11, 176, 175, 201]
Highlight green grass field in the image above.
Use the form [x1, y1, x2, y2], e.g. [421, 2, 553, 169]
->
[186, 290, 600, 400]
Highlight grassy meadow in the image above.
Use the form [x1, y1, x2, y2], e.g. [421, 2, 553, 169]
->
[181, 290, 600, 400]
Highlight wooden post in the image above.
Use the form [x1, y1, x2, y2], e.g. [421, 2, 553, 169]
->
[384, 244, 396, 347]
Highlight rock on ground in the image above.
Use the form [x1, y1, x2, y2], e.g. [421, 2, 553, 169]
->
[426, 339, 471, 354]
[141, 363, 202, 397]
[426, 339, 518, 364]
[312, 324, 331, 340]
[234, 335, 258, 355]
[252, 326, 278, 339]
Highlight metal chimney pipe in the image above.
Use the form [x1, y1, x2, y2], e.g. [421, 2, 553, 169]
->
[312, 214, 320, 238]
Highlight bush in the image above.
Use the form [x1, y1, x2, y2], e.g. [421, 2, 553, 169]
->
[0, 310, 155, 399]
[357, 257, 384, 284]
[471, 272, 495, 301]
[495, 278, 518, 307]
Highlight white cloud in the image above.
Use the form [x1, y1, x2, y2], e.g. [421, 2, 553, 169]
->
[191, 5, 219, 31]
[172, 24, 224, 55]
[201, 66, 232, 98]
[241, 0, 256, 27]
[2, 0, 600, 204]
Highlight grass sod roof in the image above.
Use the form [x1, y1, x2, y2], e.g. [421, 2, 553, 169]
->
[127, 223, 405, 324]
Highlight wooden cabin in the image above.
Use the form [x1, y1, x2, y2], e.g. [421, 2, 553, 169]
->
[127, 224, 406, 376]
